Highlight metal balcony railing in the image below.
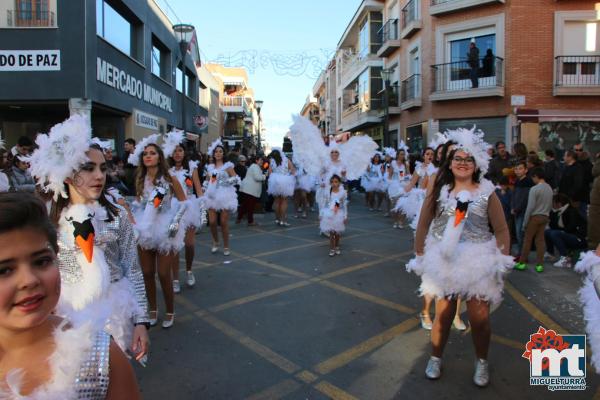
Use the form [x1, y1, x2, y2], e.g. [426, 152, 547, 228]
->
[431, 56, 503, 92]
[401, 74, 421, 103]
[402, 0, 419, 28]
[555, 56, 600, 87]
[7, 10, 55, 27]
[378, 19, 399, 44]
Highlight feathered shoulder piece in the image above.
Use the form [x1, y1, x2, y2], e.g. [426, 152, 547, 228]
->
[428, 132, 448, 149]
[207, 138, 223, 156]
[397, 140, 409, 153]
[128, 134, 160, 167]
[384, 147, 397, 159]
[444, 126, 491, 174]
[90, 137, 112, 151]
[162, 129, 185, 158]
[27, 114, 92, 200]
[188, 160, 199, 173]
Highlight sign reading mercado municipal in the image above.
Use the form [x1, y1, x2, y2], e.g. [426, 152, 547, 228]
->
[96, 57, 173, 112]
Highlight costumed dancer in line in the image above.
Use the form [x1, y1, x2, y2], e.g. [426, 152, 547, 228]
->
[293, 155, 313, 219]
[320, 174, 348, 256]
[203, 139, 240, 255]
[574, 244, 600, 374]
[0, 193, 140, 399]
[288, 115, 377, 229]
[406, 127, 513, 386]
[387, 143, 410, 229]
[27, 115, 150, 361]
[0, 138, 11, 192]
[163, 129, 206, 293]
[129, 134, 193, 329]
[381, 148, 396, 217]
[267, 148, 296, 226]
[361, 153, 386, 211]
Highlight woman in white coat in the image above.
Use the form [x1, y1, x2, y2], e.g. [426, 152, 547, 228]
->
[238, 155, 267, 226]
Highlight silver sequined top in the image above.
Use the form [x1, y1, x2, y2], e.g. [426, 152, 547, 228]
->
[429, 183, 494, 243]
[205, 162, 236, 188]
[75, 330, 111, 399]
[57, 205, 149, 324]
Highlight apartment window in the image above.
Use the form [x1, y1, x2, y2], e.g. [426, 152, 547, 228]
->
[176, 65, 184, 93]
[358, 69, 370, 111]
[96, 0, 141, 60]
[12, 0, 54, 27]
[448, 32, 496, 83]
[186, 70, 195, 98]
[151, 36, 170, 82]
[358, 18, 369, 59]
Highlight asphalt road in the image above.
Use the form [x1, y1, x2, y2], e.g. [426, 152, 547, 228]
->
[135, 194, 600, 400]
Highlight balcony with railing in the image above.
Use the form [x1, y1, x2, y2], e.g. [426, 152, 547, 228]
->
[400, 74, 422, 109]
[339, 49, 383, 89]
[430, 56, 504, 101]
[6, 10, 56, 27]
[377, 19, 401, 57]
[401, 0, 422, 39]
[554, 56, 600, 96]
[429, 0, 505, 16]
[221, 96, 251, 115]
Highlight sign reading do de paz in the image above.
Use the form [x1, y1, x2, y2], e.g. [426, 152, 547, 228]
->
[0, 50, 60, 71]
[96, 57, 173, 112]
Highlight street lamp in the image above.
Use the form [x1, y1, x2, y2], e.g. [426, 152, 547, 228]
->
[380, 68, 393, 148]
[255, 100, 264, 152]
[172, 23, 195, 134]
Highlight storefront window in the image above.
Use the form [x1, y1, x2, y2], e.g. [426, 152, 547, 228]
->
[539, 121, 600, 158]
[97, 0, 132, 57]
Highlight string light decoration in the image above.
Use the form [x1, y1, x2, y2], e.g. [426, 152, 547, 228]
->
[209, 49, 336, 79]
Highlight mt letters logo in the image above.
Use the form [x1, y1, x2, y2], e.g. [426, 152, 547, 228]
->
[523, 326, 587, 391]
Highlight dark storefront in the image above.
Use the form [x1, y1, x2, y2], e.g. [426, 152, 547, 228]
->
[0, 0, 207, 155]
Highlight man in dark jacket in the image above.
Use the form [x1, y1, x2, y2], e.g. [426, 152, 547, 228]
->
[467, 41, 480, 88]
[511, 160, 534, 255]
[488, 141, 511, 184]
[545, 193, 587, 268]
[574, 143, 593, 216]
[559, 150, 585, 215]
[543, 149, 561, 189]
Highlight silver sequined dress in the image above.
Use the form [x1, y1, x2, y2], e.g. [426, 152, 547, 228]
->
[57, 203, 149, 353]
[203, 162, 239, 212]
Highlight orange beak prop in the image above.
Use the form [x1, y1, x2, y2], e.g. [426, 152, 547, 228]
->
[210, 173, 217, 184]
[72, 219, 95, 263]
[185, 177, 193, 187]
[153, 192, 165, 208]
[334, 201, 340, 213]
[454, 200, 470, 227]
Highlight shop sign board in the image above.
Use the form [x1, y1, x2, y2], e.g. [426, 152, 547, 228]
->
[0, 50, 60, 71]
[134, 110, 160, 131]
[96, 57, 173, 112]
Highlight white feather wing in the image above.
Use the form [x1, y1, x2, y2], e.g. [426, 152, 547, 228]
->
[339, 135, 378, 180]
[288, 115, 328, 176]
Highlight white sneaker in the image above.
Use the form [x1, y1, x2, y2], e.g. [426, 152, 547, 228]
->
[473, 359, 490, 387]
[553, 256, 572, 268]
[172, 280, 181, 294]
[425, 356, 442, 379]
[186, 271, 196, 287]
[162, 313, 174, 329]
[335, 247, 341, 255]
[223, 248, 231, 256]
[211, 243, 219, 254]
[329, 249, 335, 257]
[453, 316, 467, 331]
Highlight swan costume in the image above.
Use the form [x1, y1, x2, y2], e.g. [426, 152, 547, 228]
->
[267, 149, 295, 197]
[575, 251, 600, 373]
[361, 162, 386, 192]
[393, 161, 437, 227]
[320, 187, 348, 234]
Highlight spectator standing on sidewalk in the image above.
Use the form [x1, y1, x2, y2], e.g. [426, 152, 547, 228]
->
[238, 155, 267, 226]
[588, 156, 600, 249]
[543, 149, 561, 190]
[559, 150, 585, 216]
[123, 138, 137, 195]
[488, 141, 511, 184]
[574, 143, 593, 216]
[514, 168, 553, 272]
[495, 176, 512, 224]
[511, 160, 534, 256]
[546, 194, 587, 268]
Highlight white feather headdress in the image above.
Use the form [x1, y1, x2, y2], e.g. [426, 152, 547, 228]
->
[428, 132, 448, 149]
[383, 147, 397, 159]
[27, 114, 92, 200]
[127, 133, 160, 167]
[397, 140, 409, 153]
[207, 138, 223, 156]
[162, 128, 185, 157]
[90, 137, 112, 151]
[444, 126, 491, 173]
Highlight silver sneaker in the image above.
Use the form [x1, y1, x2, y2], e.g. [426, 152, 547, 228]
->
[172, 280, 181, 294]
[186, 271, 196, 287]
[473, 358, 490, 387]
[553, 256, 572, 268]
[425, 356, 442, 379]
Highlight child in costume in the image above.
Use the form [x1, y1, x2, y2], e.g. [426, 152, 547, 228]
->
[407, 127, 513, 387]
[0, 192, 140, 399]
[361, 153, 386, 211]
[203, 139, 240, 255]
[27, 114, 150, 359]
[163, 129, 206, 292]
[386, 144, 410, 228]
[320, 174, 348, 256]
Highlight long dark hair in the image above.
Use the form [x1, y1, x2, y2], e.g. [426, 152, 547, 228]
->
[329, 174, 341, 194]
[429, 148, 482, 216]
[135, 143, 173, 197]
[270, 150, 282, 166]
[49, 144, 118, 225]
[211, 145, 227, 165]
[168, 144, 190, 170]
[433, 144, 445, 167]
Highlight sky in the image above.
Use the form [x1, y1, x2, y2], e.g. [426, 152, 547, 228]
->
[163, 0, 362, 147]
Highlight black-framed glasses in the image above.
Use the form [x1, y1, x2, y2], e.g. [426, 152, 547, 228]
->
[452, 156, 475, 165]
